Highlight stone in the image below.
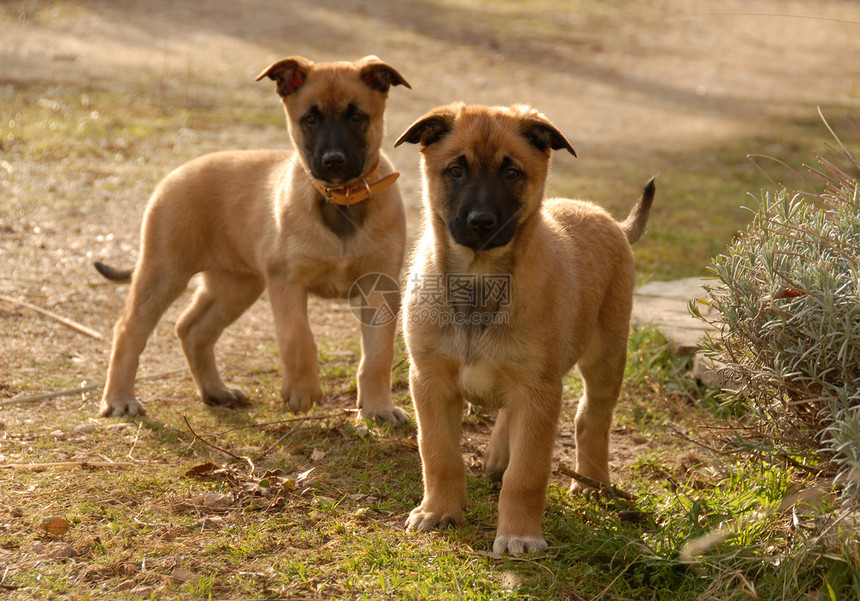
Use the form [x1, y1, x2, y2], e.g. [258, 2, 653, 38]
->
[632, 277, 718, 355]
[632, 277, 723, 385]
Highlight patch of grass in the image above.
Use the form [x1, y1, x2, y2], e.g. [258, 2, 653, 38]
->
[3, 323, 846, 600]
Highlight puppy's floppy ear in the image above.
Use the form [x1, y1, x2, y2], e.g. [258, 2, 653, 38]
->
[256, 56, 313, 97]
[395, 106, 458, 148]
[357, 55, 411, 94]
[519, 111, 577, 156]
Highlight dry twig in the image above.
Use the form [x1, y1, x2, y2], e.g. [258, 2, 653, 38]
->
[556, 463, 637, 502]
[181, 413, 256, 474]
[0, 461, 135, 470]
[0, 369, 186, 408]
[253, 419, 306, 463]
[0, 294, 104, 340]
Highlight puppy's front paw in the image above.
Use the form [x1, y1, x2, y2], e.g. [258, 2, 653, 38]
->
[405, 505, 463, 532]
[360, 404, 410, 425]
[492, 534, 548, 554]
[282, 382, 323, 413]
[98, 397, 146, 418]
[202, 387, 251, 409]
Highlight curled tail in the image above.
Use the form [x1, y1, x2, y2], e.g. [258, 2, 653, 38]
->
[94, 261, 133, 283]
[621, 177, 656, 244]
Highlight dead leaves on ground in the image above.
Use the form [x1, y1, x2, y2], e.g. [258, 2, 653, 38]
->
[181, 461, 316, 512]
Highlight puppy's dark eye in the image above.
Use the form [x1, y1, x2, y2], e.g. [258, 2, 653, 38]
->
[351, 112, 367, 124]
[448, 165, 462, 178]
[505, 168, 521, 180]
[302, 113, 317, 126]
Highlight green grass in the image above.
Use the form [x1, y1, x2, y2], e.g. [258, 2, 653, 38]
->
[2, 330, 854, 600]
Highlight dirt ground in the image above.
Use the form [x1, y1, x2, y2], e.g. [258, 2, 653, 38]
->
[1, 0, 860, 488]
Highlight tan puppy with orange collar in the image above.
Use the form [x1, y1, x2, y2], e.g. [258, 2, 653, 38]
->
[396, 103, 654, 553]
[95, 56, 410, 422]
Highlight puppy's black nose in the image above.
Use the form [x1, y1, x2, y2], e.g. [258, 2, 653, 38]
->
[322, 151, 346, 170]
[467, 210, 497, 233]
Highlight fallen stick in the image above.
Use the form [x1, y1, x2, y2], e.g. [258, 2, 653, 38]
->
[182, 413, 256, 474]
[216, 411, 349, 435]
[252, 418, 306, 463]
[556, 463, 637, 502]
[0, 369, 186, 408]
[1, 461, 135, 470]
[0, 294, 104, 340]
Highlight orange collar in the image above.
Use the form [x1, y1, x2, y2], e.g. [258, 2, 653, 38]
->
[309, 161, 400, 206]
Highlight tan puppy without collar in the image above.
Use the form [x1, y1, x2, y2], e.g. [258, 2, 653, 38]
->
[396, 103, 654, 552]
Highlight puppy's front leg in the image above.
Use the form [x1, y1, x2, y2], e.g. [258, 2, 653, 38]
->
[267, 279, 323, 412]
[406, 366, 466, 531]
[493, 384, 561, 554]
[357, 316, 408, 423]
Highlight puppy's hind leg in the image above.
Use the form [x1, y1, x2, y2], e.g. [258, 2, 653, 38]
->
[100, 265, 191, 417]
[177, 270, 264, 408]
[484, 408, 511, 480]
[571, 331, 628, 493]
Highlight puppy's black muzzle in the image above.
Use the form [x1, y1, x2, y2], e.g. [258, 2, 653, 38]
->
[448, 180, 518, 251]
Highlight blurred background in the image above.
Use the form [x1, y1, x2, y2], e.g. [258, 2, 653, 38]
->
[3, 0, 859, 282]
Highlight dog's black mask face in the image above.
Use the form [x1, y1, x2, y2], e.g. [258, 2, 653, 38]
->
[299, 103, 370, 185]
[443, 156, 523, 251]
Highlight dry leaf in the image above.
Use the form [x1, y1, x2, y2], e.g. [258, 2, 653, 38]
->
[184, 462, 218, 478]
[171, 567, 195, 582]
[310, 449, 326, 462]
[201, 516, 226, 529]
[40, 516, 69, 536]
[51, 542, 76, 559]
[72, 423, 97, 435]
[296, 468, 314, 483]
[114, 580, 136, 591]
[130, 586, 156, 597]
[199, 491, 233, 508]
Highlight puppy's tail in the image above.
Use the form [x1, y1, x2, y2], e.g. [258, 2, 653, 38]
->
[94, 261, 133, 284]
[621, 177, 656, 244]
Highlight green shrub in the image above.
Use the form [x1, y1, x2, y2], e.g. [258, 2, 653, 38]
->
[693, 122, 860, 499]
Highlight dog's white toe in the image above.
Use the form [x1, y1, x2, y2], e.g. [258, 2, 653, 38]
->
[99, 397, 146, 418]
[405, 506, 461, 532]
[492, 534, 548, 554]
[282, 384, 323, 413]
[361, 405, 409, 424]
